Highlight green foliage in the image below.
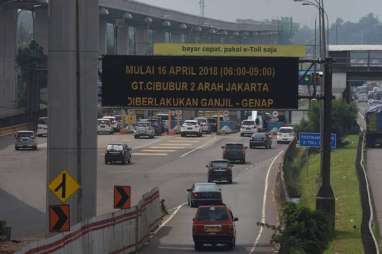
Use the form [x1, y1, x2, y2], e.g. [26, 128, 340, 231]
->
[283, 145, 308, 197]
[273, 203, 331, 254]
[295, 100, 358, 144]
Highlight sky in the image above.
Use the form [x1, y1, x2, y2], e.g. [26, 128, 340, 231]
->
[135, 0, 382, 27]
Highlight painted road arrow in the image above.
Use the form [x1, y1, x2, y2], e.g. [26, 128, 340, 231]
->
[49, 205, 70, 233]
[114, 186, 131, 209]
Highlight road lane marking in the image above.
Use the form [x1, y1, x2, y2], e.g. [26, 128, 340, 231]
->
[167, 140, 200, 143]
[153, 203, 186, 235]
[134, 139, 164, 150]
[142, 149, 176, 152]
[132, 153, 168, 156]
[250, 150, 284, 254]
[150, 146, 187, 149]
[159, 143, 192, 146]
[179, 136, 217, 158]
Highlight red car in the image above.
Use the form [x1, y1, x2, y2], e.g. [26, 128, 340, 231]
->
[192, 205, 238, 251]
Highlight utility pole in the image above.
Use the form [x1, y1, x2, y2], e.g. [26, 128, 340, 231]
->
[199, 0, 205, 17]
[316, 0, 335, 232]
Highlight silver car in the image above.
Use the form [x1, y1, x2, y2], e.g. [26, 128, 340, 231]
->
[15, 131, 38, 150]
[134, 121, 155, 139]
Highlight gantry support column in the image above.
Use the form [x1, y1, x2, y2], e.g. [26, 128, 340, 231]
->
[48, 0, 98, 228]
[116, 23, 129, 55]
[0, 7, 17, 112]
[136, 26, 148, 55]
[99, 17, 107, 55]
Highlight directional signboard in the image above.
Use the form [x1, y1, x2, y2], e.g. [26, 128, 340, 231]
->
[102, 56, 299, 110]
[299, 132, 337, 149]
[48, 170, 80, 203]
[49, 205, 70, 233]
[114, 186, 131, 209]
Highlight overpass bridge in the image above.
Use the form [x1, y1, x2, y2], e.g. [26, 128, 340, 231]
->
[0, 0, 284, 112]
[329, 45, 382, 100]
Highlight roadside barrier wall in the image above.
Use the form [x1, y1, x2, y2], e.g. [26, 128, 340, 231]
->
[15, 187, 162, 254]
[356, 133, 380, 254]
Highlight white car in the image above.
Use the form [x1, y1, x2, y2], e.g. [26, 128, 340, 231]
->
[97, 119, 113, 134]
[277, 127, 295, 144]
[181, 120, 202, 137]
[194, 117, 211, 133]
[102, 116, 120, 132]
[37, 117, 48, 137]
[240, 120, 256, 137]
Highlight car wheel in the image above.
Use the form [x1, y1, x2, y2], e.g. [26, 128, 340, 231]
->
[105, 160, 108, 165]
[229, 178, 233, 184]
[181, 133, 185, 137]
[228, 238, 236, 250]
[194, 242, 202, 251]
[33, 146, 37, 151]
[128, 157, 131, 164]
[134, 135, 138, 139]
[15, 147, 19, 151]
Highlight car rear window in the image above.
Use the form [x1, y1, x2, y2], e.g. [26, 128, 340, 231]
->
[211, 161, 229, 168]
[16, 132, 34, 138]
[184, 121, 197, 126]
[242, 121, 255, 125]
[196, 207, 229, 221]
[225, 144, 243, 150]
[279, 128, 293, 133]
[107, 144, 123, 151]
[194, 184, 219, 192]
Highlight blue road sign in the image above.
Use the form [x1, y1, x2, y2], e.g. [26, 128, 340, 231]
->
[298, 132, 336, 149]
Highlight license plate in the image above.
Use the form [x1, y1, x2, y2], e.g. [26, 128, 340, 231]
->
[204, 225, 221, 233]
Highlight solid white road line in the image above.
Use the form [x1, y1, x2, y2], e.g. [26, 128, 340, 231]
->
[250, 151, 284, 254]
[153, 203, 186, 235]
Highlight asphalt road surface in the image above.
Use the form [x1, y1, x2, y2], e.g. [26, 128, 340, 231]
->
[0, 132, 287, 254]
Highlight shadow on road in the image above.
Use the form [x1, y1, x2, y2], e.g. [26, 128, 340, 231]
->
[0, 188, 45, 240]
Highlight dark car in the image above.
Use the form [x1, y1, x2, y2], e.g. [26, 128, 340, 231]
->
[250, 132, 273, 149]
[222, 143, 247, 164]
[187, 183, 222, 208]
[207, 118, 217, 132]
[192, 205, 238, 251]
[207, 160, 233, 184]
[105, 144, 132, 165]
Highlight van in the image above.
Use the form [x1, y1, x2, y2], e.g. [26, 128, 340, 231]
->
[97, 119, 113, 134]
[240, 120, 256, 137]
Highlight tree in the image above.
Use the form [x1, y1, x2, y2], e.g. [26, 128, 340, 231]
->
[296, 100, 358, 143]
[16, 40, 47, 129]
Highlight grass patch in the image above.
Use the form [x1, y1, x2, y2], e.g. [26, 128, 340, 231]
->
[299, 135, 364, 254]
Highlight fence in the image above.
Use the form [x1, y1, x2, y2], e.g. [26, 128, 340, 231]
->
[356, 133, 380, 254]
[15, 187, 162, 254]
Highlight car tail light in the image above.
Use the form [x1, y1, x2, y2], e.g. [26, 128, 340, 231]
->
[223, 224, 234, 233]
[192, 192, 199, 198]
[192, 223, 204, 234]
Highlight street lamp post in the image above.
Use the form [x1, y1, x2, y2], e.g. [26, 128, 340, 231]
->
[294, 0, 335, 232]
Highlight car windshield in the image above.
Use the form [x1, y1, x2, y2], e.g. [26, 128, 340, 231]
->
[194, 183, 219, 192]
[16, 132, 33, 138]
[107, 144, 123, 151]
[196, 207, 229, 221]
[38, 117, 48, 125]
[279, 128, 293, 133]
[98, 120, 110, 125]
[184, 121, 197, 126]
[225, 144, 243, 150]
[210, 161, 229, 168]
[242, 121, 255, 125]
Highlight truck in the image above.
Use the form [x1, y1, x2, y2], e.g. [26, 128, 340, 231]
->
[366, 104, 382, 148]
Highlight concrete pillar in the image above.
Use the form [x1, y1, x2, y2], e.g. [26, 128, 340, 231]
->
[0, 8, 17, 111]
[48, 0, 98, 227]
[99, 17, 106, 55]
[33, 8, 48, 53]
[136, 27, 148, 55]
[116, 24, 129, 55]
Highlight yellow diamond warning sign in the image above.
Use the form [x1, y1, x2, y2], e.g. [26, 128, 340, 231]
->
[48, 170, 80, 203]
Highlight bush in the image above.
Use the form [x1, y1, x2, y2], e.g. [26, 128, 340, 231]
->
[273, 203, 331, 254]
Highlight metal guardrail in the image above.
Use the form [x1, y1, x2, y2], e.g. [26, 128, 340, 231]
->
[356, 133, 380, 254]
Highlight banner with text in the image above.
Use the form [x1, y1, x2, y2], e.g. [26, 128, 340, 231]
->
[154, 43, 306, 57]
[101, 55, 299, 110]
